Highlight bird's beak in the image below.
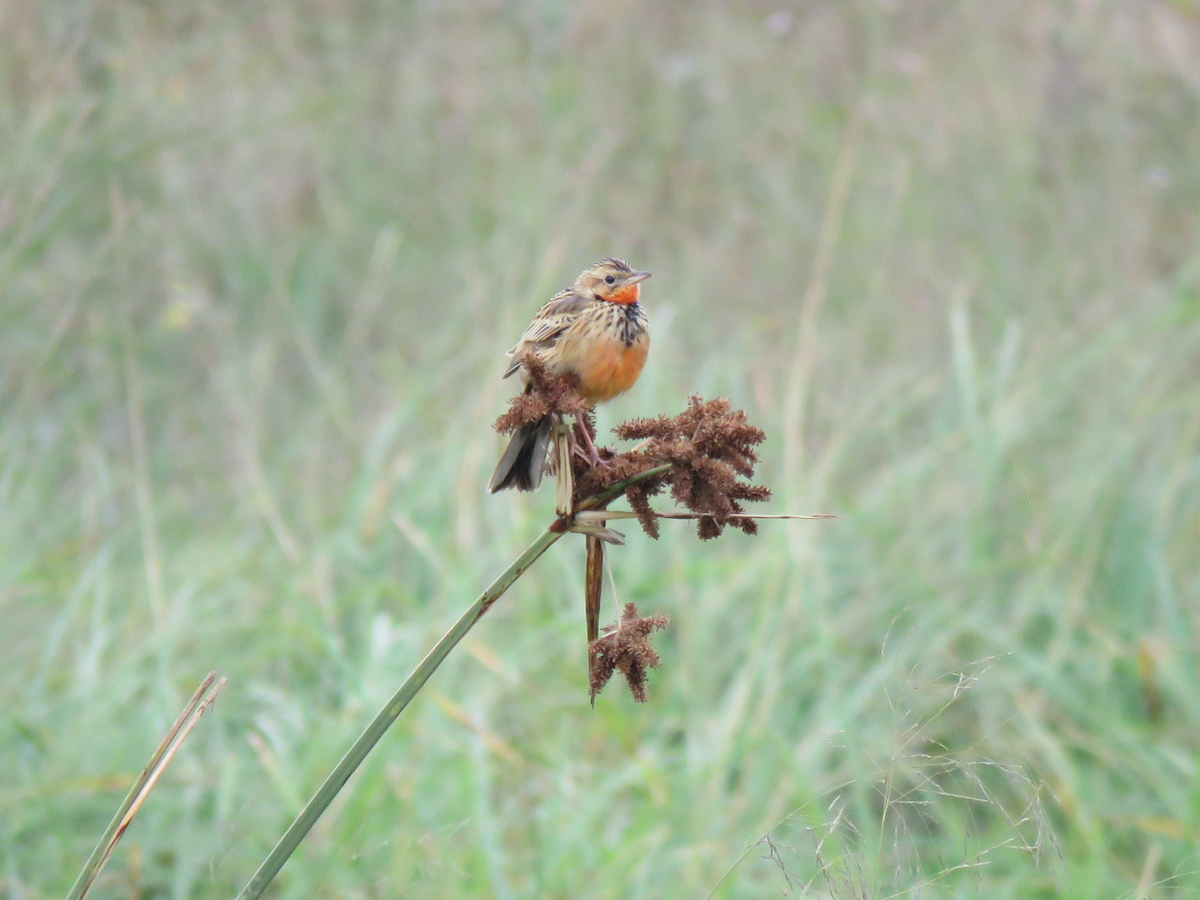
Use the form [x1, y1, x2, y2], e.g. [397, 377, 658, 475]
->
[626, 271, 652, 285]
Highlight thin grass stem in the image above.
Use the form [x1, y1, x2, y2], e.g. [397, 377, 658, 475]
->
[66, 672, 226, 900]
[234, 526, 563, 900]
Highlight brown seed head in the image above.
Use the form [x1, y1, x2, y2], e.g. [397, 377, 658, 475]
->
[589, 602, 671, 703]
[573, 395, 771, 540]
[493, 354, 591, 435]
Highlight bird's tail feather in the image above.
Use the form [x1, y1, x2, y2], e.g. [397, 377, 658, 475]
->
[489, 416, 553, 493]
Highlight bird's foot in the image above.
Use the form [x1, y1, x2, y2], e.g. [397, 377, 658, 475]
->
[576, 421, 605, 467]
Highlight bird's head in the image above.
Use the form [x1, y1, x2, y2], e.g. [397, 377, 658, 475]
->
[576, 258, 651, 305]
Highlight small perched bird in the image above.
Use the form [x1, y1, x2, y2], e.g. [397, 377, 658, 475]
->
[489, 258, 651, 493]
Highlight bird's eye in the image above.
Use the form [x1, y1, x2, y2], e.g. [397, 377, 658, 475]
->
[605, 275, 616, 285]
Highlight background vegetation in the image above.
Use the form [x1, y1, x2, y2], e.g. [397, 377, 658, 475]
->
[3, 1, 1200, 896]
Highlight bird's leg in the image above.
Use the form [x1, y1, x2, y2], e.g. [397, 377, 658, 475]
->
[574, 415, 603, 466]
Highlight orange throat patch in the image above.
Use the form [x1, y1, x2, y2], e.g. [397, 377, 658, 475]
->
[607, 283, 641, 305]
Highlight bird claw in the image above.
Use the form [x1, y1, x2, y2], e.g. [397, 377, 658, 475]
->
[573, 444, 603, 467]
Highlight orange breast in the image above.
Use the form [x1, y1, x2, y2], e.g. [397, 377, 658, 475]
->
[576, 338, 649, 402]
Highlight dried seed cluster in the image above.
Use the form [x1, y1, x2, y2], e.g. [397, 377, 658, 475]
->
[574, 396, 771, 540]
[589, 603, 671, 703]
[493, 355, 590, 436]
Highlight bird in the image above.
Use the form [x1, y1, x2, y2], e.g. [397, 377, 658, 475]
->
[489, 258, 651, 493]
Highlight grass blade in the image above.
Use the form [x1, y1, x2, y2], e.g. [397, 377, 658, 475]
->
[66, 672, 226, 900]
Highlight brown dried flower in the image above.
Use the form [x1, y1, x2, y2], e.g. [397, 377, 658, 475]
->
[624, 484, 660, 540]
[493, 355, 590, 435]
[589, 602, 671, 703]
[573, 395, 771, 540]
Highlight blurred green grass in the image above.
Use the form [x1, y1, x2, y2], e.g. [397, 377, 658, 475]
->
[3, 1, 1200, 897]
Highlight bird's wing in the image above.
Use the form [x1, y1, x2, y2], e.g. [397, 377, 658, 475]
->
[503, 291, 591, 378]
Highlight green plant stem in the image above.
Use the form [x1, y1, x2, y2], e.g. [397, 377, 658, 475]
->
[235, 527, 561, 900]
[235, 463, 671, 900]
